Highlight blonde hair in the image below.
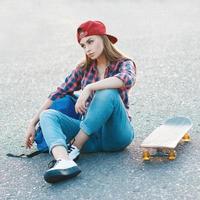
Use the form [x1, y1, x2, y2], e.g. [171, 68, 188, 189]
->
[79, 35, 128, 69]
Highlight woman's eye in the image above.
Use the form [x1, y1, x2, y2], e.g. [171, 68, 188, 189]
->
[88, 40, 94, 44]
[81, 44, 85, 48]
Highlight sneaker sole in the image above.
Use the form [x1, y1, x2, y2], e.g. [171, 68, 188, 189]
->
[44, 166, 81, 183]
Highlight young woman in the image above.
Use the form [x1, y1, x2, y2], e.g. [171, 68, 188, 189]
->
[25, 20, 136, 183]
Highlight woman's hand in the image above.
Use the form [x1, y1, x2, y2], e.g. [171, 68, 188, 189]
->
[25, 123, 36, 149]
[75, 85, 92, 115]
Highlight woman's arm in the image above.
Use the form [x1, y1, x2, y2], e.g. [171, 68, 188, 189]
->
[87, 59, 136, 92]
[25, 98, 53, 148]
[29, 98, 53, 126]
[25, 65, 84, 148]
[87, 76, 124, 91]
[75, 77, 123, 114]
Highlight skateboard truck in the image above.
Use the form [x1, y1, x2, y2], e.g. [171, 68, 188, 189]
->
[142, 149, 176, 161]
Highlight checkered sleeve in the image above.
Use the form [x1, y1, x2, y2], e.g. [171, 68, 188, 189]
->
[48, 66, 83, 101]
[114, 60, 136, 90]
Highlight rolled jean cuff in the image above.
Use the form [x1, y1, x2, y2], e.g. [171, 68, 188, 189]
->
[80, 121, 93, 136]
[49, 139, 68, 155]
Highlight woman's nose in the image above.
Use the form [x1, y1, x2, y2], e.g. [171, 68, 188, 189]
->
[85, 46, 91, 53]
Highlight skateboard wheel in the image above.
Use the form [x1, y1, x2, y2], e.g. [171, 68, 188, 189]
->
[168, 150, 176, 160]
[182, 133, 191, 142]
[143, 151, 150, 161]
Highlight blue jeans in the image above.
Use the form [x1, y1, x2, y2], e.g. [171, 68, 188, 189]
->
[39, 89, 134, 154]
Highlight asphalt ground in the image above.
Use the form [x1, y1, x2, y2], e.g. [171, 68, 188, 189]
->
[0, 0, 200, 199]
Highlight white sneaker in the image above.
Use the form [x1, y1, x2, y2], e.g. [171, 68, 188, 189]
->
[67, 144, 80, 161]
[44, 159, 81, 183]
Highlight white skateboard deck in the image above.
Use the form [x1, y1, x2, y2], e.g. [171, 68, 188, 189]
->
[141, 117, 192, 149]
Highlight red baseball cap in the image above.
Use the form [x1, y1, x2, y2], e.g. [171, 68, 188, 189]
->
[77, 20, 118, 44]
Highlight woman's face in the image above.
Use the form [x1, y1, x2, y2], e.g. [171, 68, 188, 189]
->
[80, 35, 104, 60]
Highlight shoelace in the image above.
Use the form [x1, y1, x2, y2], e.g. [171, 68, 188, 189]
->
[67, 139, 76, 153]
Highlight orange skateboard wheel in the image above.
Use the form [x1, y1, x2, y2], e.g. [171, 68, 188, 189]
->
[143, 151, 150, 161]
[168, 150, 176, 160]
[182, 133, 191, 142]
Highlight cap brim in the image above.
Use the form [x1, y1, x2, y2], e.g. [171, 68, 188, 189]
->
[106, 34, 118, 44]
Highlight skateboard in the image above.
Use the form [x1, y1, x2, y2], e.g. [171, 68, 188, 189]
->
[141, 116, 192, 161]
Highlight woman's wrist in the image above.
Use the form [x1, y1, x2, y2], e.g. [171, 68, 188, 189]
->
[85, 84, 94, 92]
[29, 119, 37, 127]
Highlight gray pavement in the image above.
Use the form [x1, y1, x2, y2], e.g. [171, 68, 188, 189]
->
[1, 0, 200, 199]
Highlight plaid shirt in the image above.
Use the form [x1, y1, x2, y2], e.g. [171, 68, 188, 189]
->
[49, 58, 136, 110]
